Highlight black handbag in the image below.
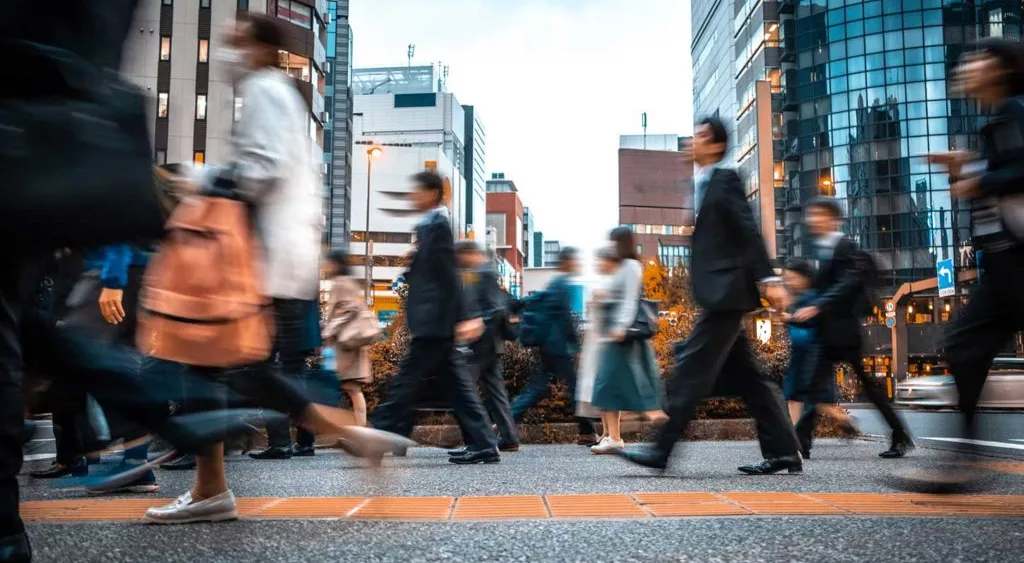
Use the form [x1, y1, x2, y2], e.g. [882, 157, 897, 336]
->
[0, 40, 166, 253]
[604, 298, 658, 341]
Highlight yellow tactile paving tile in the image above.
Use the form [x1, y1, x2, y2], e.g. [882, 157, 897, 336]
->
[973, 461, 1024, 475]
[20, 492, 1024, 522]
[452, 496, 549, 519]
[545, 494, 648, 518]
[351, 496, 454, 520]
[253, 497, 366, 518]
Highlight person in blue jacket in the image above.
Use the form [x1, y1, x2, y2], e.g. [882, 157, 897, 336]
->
[781, 259, 856, 459]
[31, 243, 161, 494]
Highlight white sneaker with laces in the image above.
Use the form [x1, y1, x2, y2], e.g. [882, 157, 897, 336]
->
[591, 437, 625, 454]
[144, 490, 238, 524]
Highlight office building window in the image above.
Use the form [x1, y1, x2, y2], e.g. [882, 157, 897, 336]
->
[157, 93, 169, 118]
[162, 0, 172, 5]
[234, 96, 243, 121]
[159, 37, 171, 61]
[193, 151, 205, 166]
[155, 150, 167, 165]
[200, 0, 210, 7]
[487, 213, 507, 246]
[198, 39, 209, 63]
[195, 95, 207, 120]
[276, 0, 313, 29]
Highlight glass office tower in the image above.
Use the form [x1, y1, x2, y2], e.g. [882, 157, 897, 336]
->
[782, 0, 1020, 288]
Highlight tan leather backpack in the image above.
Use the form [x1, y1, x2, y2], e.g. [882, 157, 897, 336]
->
[137, 195, 273, 367]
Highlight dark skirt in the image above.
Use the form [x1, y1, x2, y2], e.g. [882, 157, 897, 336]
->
[591, 339, 662, 413]
[783, 345, 836, 404]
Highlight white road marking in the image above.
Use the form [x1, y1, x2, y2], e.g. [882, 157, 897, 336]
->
[920, 437, 1024, 451]
[23, 453, 56, 461]
[29, 438, 54, 443]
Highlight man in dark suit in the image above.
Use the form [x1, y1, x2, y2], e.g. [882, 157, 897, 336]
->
[620, 116, 801, 474]
[370, 171, 500, 465]
[452, 242, 520, 452]
[792, 197, 913, 458]
[510, 248, 598, 445]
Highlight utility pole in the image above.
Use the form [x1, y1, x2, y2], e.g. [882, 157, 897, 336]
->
[407, 44, 415, 67]
[642, 112, 648, 150]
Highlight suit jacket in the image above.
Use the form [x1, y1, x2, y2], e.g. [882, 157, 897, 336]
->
[690, 168, 774, 312]
[542, 274, 579, 358]
[465, 264, 507, 358]
[405, 209, 470, 339]
[810, 236, 869, 348]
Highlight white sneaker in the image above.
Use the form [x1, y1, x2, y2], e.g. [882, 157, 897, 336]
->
[144, 490, 238, 525]
[591, 437, 625, 454]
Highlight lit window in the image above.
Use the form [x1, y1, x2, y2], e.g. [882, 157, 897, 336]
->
[198, 39, 209, 63]
[160, 37, 171, 61]
[276, 0, 313, 29]
[195, 94, 207, 120]
[157, 93, 169, 118]
[233, 96, 243, 122]
[200, 0, 210, 7]
[193, 151, 205, 166]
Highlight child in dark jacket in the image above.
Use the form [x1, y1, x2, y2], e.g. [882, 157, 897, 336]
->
[782, 260, 832, 424]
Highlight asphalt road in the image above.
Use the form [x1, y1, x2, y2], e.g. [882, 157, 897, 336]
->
[849, 407, 1024, 459]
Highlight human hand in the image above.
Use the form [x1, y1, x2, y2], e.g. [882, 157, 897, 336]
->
[609, 329, 627, 342]
[926, 151, 975, 179]
[763, 284, 789, 311]
[793, 306, 821, 323]
[98, 288, 125, 325]
[950, 176, 981, 200]
[456, 318, 485, 343]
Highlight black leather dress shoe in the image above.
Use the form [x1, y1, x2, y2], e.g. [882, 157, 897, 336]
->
[448, 448, 500, 465]
[447, 446, 468, 456]
[30, 458, 87, 479]
[738, 456, 803, 475]
[291, 445, 316, 457]
[159, 453, 197, 471]
[0, 532, 31, 563]
[617, 447, 669, 471]
[879, 437, 915, 458]
[249, 446, 292, 460]
[498, 443, 521, 452]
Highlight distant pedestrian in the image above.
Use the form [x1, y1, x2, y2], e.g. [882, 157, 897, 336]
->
[780, 258, 856, 458]
[451, 241, 520, 453]
[322, 249, 373, 428]
[510, 247, 599, 446]
[589, 228, 666, 454]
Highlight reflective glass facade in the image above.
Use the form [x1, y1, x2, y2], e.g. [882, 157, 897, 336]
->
[783, 0, 1021, 288]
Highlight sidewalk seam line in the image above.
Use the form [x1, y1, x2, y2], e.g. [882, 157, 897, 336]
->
[345, 498, 371, 518]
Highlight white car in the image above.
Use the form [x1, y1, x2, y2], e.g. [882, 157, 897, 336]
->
[896, 360, 1024, 410]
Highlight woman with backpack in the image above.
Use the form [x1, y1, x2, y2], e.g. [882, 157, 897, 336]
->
[589, 227, 667, 455]
[322, 249, 375, 427]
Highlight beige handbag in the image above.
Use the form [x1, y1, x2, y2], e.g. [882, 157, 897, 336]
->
[323, 283, 381, 350]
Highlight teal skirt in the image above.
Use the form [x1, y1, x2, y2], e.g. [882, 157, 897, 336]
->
[591, 339, 662, 413]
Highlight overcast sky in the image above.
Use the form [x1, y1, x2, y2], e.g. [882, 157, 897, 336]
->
[350, 0, 693, 251]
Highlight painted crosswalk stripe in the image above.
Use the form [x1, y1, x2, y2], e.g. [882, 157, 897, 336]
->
[23, 453, 56, 462]
[921, 437, 1024, 451]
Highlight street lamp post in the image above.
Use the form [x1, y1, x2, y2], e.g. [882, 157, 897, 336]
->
[365, 146, 382, 306]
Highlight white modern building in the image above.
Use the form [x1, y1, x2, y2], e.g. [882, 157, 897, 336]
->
[348, 65, 486, 315]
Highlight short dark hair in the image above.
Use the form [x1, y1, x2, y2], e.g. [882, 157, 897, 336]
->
[558, 247, 578, 266]
[804, 196, 843, 219]
[412, 170, 445, 205]
[326, 249, 350, 276]
[784, 258, 815, 281]
[973, 38, 1024, 97]
[239, 13, 284, 51]
[609, 226, 638, 261]
[698, 116, 729, 155]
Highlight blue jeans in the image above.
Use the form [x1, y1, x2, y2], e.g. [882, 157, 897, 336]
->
[510, 353, 595, 435]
